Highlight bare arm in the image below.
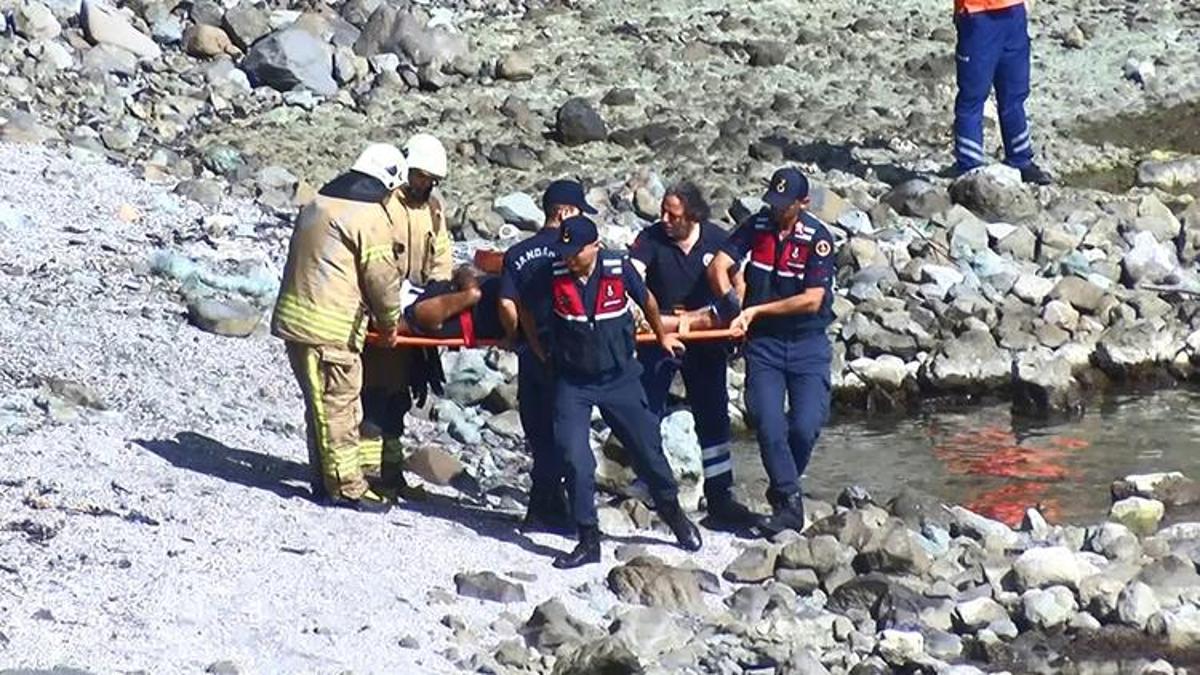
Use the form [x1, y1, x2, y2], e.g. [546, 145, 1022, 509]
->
[731, 287, 826, 335]
[517, 302, 546, 362]
[499, 297, 519, 341]
[707, 250, 737, 297]
[410, 287, 482, 333]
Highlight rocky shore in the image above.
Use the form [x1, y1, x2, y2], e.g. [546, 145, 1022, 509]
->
[2, 0, 1200, 671]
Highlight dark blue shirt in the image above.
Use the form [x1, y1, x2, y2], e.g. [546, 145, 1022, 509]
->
[722, 210, 836, 338]
[629, 221, 727, 312]
[405, 276, 504, 339]
[500, 228, 559, 338]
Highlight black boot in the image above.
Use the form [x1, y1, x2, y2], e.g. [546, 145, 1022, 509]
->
[553, 525, 601, 569]
[703, 492, 764, 533]
[757, 492, 805, 538]
[1019, 162, 1052, 185]
[521, 490, 572, 534]
[658, 500, 702, 552]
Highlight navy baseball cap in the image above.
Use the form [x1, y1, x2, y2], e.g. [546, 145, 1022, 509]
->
[542, 179, 598, 215]
[763, 167, 810, 209]
[552, 215, 599, 258]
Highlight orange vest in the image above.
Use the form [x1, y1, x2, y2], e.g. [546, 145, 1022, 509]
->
[955, 0, 1023, 14]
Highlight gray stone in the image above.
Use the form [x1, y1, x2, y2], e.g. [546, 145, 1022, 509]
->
[745, 39, 790, 67]
[254, 165, 299, 212]
[14, 1, 61, 40]
[877, 629, 923, 666]
[1013, 547, 1099, 591]
[441, 350, 504, 406]
[521, 598, 603, 653]
[782, 648, 832, 675]
[493, 192, 543, 228]
[1112, 472, 1200, 507]
[920, 329, 1010, 392]
[1012, 348, 1082, 418]
[950, 217, 989, 258]
[1087, 522, 1143, 562]
[223, 3, 272, 51]
[954, 596, 1009, 631]
[1132, 195, 1183, 243]
[555, 98, 607, 146]
[496, 51, 534, 81]
[1110, 497, 1165, 536]
[1123, 231, 1178, 286]
[949, 164, 1037, 223]
[1049, 276, 1106, 313]
[81, 43, 139, 76]
[854, 521, 932, 576]
[726, 585, 771, 623]
[608, 606, 688, 660]
[883, 179, 950, 218]
[607, 558, 704, 612]
[482, 410, 521, 439]
[553, 636, 640, 675]
[1021, 586, 1077, 629]
[1012, 274, 1056, 305]
[81, 0, 161, 59]
[778, 535, 856, 575]
[353, 5, 467, 67]
[205, 661, 239, 674]
[1117, 581, 1161, 629]
[775, 567, 821, 593]
[175, 179, 224, 207]
[186, 299, 260, 337]
[723, 545, 777, 583]
[997, 225, 1037, 260]
[1157, 605, 1200, 647]
[1138, 157, 1200, 191]
[242, 29, 337, 96]
[453, 571, 526, 604]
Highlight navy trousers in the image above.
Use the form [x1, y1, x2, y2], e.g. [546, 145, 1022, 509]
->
[554, 364, 679, 527]
[743, 334, 831, 507]
[518, 348, 563, 502]
[954, 4, 1034, 170]
[638, 343, 734, 497]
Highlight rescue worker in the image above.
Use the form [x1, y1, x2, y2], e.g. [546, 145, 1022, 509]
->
[359, 133, 454, 496]
[953, 0, 1051, 184]
[497, 180, 596, 533]
[706, 168, 837, 537]
[628, 182, 760, 532]
[538, 215, 702, 569]
[271, 143, 406, 512]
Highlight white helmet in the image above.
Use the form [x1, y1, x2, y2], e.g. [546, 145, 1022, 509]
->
[404, 133, 448, 179]
[351, 143, 407, 190]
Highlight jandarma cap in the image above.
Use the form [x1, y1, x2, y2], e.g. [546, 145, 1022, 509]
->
[552, 215, 600, 258]
[542, 179, 598, 215]
[762, 167, 810, 209]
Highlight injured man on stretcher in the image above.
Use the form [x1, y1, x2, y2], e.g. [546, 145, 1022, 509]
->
[399, 266, 505, 342]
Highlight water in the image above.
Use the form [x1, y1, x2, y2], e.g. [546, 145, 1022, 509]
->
[730, 389, 1200, 526]
[1062, 100, 1200, 195]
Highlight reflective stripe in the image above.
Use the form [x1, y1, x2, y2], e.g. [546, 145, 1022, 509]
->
[1011, 128, 1030, 146]
[749, 260, 773, 272]
[275, 293, 364, 345]
[593, 302, 631, 321]
[956, 136, 984, 153]
[957, 145, 986, 162]
[703, 458, 734, 477]
[302, 349, 338, 494]
[359, 435, 382, 469]
[362, 245, 393, 265]
[432, 230, 451, 255]
[701, 443, 730, 460]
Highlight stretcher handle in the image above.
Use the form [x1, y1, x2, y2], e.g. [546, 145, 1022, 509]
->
[368, 328, 741, 349]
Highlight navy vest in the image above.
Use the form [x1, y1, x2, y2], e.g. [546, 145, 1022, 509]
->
[550, 253, 636, 376]
[742, 211, 834, 338]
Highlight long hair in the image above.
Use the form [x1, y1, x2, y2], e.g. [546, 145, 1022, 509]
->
[664, 181, 711, 224]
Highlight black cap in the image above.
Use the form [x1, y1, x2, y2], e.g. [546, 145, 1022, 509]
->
[763, 167, 810, 210]
[542, 179, 598, 215]
[552, 215, 600, 258]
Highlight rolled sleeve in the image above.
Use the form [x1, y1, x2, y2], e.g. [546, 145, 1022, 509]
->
[720, 221, 755, 262]
[622, 258, 650, 308]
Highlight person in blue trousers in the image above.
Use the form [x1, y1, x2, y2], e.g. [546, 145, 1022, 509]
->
[531, 215, 702, 568]
[707, 168, 837, 538]
[628, 181, 760, 532]
[953, 0, 1051, 184]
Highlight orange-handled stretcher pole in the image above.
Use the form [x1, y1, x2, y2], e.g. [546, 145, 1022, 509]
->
[367, 328, 741, 349]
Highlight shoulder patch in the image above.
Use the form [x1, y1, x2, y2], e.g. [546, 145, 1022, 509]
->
[814, 239, 832, 257]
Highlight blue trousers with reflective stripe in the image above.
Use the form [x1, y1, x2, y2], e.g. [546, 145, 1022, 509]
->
[554, 364, 679, 527]
[954, 4, 1033, 171]
[638, 343, 733, 497]
[518, 348, 562, 502]
[744, 334, 831, 507]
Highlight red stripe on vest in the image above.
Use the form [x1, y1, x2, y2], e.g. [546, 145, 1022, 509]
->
[552, 264, 627, 319]
[459, 309, 476, 347]
[750, 231, 776, 267]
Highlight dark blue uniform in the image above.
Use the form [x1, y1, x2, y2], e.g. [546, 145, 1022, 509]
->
[629, 222, 735, 497]
[548, 252, 679, 527]
[722, 210, 836, 506]
[500, 229, 561, 504]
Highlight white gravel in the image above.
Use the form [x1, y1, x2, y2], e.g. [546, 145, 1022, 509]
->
[0, 143, 746, 673]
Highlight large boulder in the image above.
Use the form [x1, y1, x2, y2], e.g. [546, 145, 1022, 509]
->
[13, 1, 61, 40]
[352, 5, 467, 67]
[1048, 276, 1106, 313]
[1111, 472, 1200, 507]
[949, 164, 1037, 222]
[81, 0, 162, 59]
[883, 179, 951, 218]
[919, 328, 1011, 392]
[556, 98, 608, 146]
[1093, 320, 1177, 379]
[1123, 231, 1178, 286]
[186, 298, 260, 337]
[1137, 157, 1200, 191]
[607, 557, 705, 612]
[1109, 497, 1164, 536]
[1011, 348, 1083, 418]
[242, 29, 337, 96]
[222, 3, 272, 51]
[1012, 546, 1100, 591]
[521, 598, 604, 654]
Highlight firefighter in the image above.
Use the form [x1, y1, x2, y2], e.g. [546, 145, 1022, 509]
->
[271, 143, 406, 512]
[359, 133, 454, 497]
[538, 215, 702, 569]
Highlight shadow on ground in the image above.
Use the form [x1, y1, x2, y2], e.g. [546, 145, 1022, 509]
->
[134, 431, 311, 500]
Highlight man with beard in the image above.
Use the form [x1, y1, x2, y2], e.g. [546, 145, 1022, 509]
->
[628, 182, 760, 532]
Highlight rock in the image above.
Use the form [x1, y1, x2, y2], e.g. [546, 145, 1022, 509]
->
[883, 179, 950, 218]
[1012, 274, 1056, 305]
[184, 24, 238, 58]
[204, 661, 239, 675]
[1049, 276, 1106, 313]
[553, 636, 640, 675]
[186, 298, 260, 337]
[778, 535, 856, 575]
[745, 39, 789, 67]
[782, 648, 832, 675]
[1013, 546, 1099, 591]
[1118, 582, 1161, 629]
[1112, 472, 1200, 507]
[1134, 195, 1183, 243]
[175, 179, 224, 207]
[1088, 522, 1142, 561]
[253, 165, 299, 212]
[877, 629, 923, 666]
[242, 29, 337, 96]
[726, 585, 771, 623]
[555, 98, 607, 146]
[14, 1, 61, 40]
[1123, 57, 1156, 85]
[657, 410, 703, 505]
[775, 567, 821, 593]
[947, 505, 1019, 549]
[1012, 348, 1082, 418]
[521, 598, 604, 653]
[453, 571, 526, 604]
[80, 0, 161, 59]
[223, 4, 273, 51]
[950, 217, 989, 258]
[607, 558, 704, 612]
[493, 192, 543, 229]
[954, 597, 1010, 631]
[828, 574, 928, 627]
[0, 110, 57, 145]
[997, 225, 1037, 261]
[353, 6, 467, 67]
[949, 164, 1036, 223]
[484, 410, 522, 439]
[1094, 321, 1176, 378]
[405, 446, 465, 486]
[496, 51, 534, 81]
[1138, 157, 1200, 191]
[1021, 586, 1076, 629]
[1110, 497, 1165, 536]
[920, 329, 1010, 392]
[1123, 231, 1178, 286]
[608, 606, 688, 660]
[854, 521, 932, 576]
[723, 546, 777, 584]
[1157, 605, 1200, 648]
[442, 350, 504, 406]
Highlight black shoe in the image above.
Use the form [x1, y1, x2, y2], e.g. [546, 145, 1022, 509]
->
[658, 500, 703, 552]
[757, 493, 805, 538]
[703, 493, 764, 533]
[553, 526, 601, 569]
[1018, 162, 1052, 185]
[521, 490, 572, 534]
[325, 490, 392, 514]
